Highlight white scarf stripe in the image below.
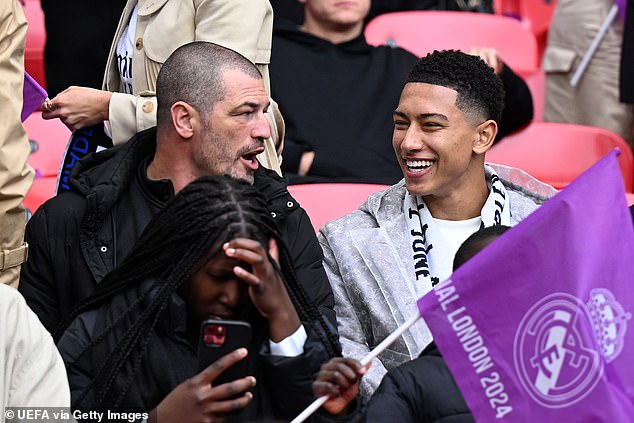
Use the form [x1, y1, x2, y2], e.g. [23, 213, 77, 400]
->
[404, 165, 510, 289]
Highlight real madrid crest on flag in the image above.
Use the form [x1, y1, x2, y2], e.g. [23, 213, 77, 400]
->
[514, 288, 630, 409]
[417, 150, 634, 421]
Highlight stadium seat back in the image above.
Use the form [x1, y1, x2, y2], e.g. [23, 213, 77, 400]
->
[24, 111, 71, 178]
[486, 122, 634, 192]
[288, 183, 389, 232]
[364, 11, 539, 73]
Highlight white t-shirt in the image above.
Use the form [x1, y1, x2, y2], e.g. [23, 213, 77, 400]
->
[427, 216, 482, 282]
[115, 3, 138, 94]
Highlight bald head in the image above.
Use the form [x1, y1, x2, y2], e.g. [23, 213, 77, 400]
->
[156, 41, 262, 130]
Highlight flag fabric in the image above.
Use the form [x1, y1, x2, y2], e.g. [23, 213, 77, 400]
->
[615, 0, 628, 21]
[417, 150, 634, 422]
[21, 72, 47, 122]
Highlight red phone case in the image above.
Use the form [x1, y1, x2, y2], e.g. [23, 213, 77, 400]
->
[197, 319, 252, 386]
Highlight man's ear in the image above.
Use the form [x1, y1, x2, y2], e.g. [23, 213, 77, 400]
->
[473, 119, 497, 154]
[170, 101, 196, 140]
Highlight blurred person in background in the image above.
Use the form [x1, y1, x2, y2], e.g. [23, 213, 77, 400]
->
[270, 0, 531, 184]
[0, 0, 34, 288]
[1, 284, 70, 417]
[544, 0, 633, 147]
[41, 0, 126, 97]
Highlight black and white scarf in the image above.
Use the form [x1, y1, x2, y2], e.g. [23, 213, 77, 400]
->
[404, 165, 511, 289]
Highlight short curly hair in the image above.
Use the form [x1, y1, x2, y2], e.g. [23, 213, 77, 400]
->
[406, 50, 504, 124]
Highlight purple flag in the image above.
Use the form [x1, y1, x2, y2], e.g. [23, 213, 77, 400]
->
[417, 150, 634, 422]
[615, 0, 627, 21]
[21, 71, 47, 122]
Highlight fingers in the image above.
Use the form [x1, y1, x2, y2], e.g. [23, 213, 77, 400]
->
[41, 98, 56, 113]
[210, 376, 256, 399]
[224, 239, 266, 264]
[224, 239, 272, 287]
[38, 86, 111, 129]
[40, 98, 62, 121]
[469, 47, 502, 74]
[206, 391, 254, 415]
[268, 238, 279, 264]
[197, 348, 248, 383]
[313, 380, 342, 398]
[317, 358, 365, 391]
[39, 97, 77, 130]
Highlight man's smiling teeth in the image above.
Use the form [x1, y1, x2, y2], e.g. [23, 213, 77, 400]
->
[406, 159, 434, 172]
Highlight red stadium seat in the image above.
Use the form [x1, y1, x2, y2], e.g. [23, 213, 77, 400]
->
[24, 175, 57, 217]
[364, 11, 543, 120]
[364, 11, 539, 73]
[22, 0, 46, 89]
[494, 0, 557, 64]
[486, 122, 634, 192]
[288, 183, 389, 232]
[23, 111, 71, 178]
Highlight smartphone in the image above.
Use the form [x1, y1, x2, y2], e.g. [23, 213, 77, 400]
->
[197, 319, 252, 387]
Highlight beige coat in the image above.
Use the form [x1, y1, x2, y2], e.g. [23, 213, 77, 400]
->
[0, 285, 70, 417]
[102, 0, 283, 172]
[543, 0, 633, 146]
[0, 0, 34, 287]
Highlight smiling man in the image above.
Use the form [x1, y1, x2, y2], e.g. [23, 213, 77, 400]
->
[20, 42, 337, 336]
[318, 50, 557, 399]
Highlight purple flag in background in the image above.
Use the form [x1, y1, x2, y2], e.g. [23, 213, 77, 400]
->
[417, 150, 634, 422]
[616, 0, 627, 21]
[21, 71, 47, 122]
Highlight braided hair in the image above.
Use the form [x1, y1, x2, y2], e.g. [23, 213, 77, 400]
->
[58, 175, 340, 410]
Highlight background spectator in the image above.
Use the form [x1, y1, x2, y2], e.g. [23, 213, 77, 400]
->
[41, 0, 126, 97]
[0, 284, 70, 411]
[270, 0, 532, 184]
[543, 0, 633, 147]
[0, 0, 34, 288]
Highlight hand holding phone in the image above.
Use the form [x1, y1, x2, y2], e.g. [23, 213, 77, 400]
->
[150, 348, 255, 423]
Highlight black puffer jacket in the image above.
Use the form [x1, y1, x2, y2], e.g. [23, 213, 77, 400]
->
[19, 127, 336, 333]
[57, 278, 332, 422]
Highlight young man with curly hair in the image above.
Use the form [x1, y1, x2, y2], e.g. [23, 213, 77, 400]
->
[318, 49, 556, 399]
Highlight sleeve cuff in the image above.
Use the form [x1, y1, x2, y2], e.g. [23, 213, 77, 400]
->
[269, 324, 307, 357]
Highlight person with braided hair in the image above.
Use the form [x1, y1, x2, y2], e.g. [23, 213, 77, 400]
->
[57, 175, 340, 422]
[20, 41, 337, 338]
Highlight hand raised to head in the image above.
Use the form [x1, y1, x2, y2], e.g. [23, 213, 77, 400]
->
[149, 348, 255, 423]
[223, 238, 301, 342]
[469, 48, 503, 75]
